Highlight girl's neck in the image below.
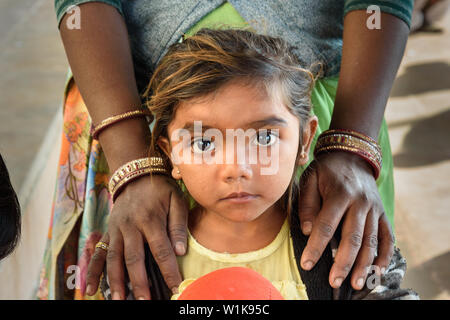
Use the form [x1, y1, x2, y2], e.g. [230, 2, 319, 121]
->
[188, 202, 287, 254]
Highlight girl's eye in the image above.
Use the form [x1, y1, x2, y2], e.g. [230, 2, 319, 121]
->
[254, 129, 279, 147]
[191, 137, 215, 153]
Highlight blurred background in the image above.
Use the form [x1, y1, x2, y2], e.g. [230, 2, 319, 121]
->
[0, 0, 449, 299]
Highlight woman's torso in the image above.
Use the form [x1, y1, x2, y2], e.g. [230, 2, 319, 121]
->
[120, 0, 346, 93]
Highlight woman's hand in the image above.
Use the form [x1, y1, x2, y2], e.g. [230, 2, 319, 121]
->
[301, 10, 408, 291]
[298, 152, 395, 291]
[86, 174, 189, 300]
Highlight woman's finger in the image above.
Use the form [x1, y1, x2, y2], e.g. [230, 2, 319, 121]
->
[329, 201, 368, 288]
[349, 209, 378, 290]
[298, 164, 321, 236]
[301, 193, 348, 271]
[106, 229, 126, 300]
[141, 215, 182, 294]
[373, 213, 395, 275]
[168, 190, 189, 256]
[86, 232, 110, 296]
[122, 224, 151, 300]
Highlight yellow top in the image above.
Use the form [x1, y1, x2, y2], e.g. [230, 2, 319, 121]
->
[172, 219, 308, 300]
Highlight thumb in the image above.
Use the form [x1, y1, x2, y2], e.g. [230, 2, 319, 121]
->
[168, 189, 189, 256]
[298, 165, 321, 236]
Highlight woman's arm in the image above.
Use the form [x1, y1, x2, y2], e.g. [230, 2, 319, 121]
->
[331, 10, 409, 139]
[59, 2, 188, 299]
[59, 2, 148, 172]
[299, 10, 409, 290]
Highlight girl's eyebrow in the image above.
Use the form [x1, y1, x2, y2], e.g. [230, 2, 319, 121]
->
[247, 116, 288, 129]
[181, 116, 288, 132]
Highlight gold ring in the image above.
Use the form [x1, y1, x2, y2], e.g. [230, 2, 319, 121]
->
[95, 241, 109, 252]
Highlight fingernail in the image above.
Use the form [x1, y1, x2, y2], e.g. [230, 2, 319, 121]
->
[112, 292, 121, 300]
[302, 260, 313, 270]
[137, 297, 146, 300]
[333, 277, 343, 287]
[171, 287, 179, 295]
[175, 242, 186, 255]
[86, 284, 93, 295]
[356, 278, 364, 289]
[381, 267, 386, 275]
[302, 222, 312, 235]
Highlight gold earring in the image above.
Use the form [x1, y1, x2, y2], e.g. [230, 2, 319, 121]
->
[171, 167, 181, 179]
[300, 146, 307, 158]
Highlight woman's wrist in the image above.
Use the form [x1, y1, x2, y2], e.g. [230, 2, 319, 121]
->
[314, 129, 382, 179]
[99, 116, 152, 173]
[315, 151, 374, 176]
[113, 172, 170, 204]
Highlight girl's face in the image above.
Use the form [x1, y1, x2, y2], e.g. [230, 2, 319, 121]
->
[158, 79, 317, 223]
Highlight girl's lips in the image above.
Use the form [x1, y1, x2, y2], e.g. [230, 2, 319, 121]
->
[221, 195, 258, 203]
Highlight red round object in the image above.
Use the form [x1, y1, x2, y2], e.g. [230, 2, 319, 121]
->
[177, 267, 284, 300]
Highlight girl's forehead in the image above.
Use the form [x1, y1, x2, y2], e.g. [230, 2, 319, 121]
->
[169, 82, 294, 131]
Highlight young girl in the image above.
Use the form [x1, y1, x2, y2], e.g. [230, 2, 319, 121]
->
[101, 28, 417, 300]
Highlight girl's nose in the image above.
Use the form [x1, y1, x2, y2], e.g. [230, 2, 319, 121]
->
[221, 162, 253, 183]
[218, 135, 254, 183]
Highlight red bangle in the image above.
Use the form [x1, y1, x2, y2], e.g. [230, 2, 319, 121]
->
[314, 130, 383, 179]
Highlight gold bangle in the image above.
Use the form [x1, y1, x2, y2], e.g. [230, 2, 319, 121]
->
[319, 129, 381, 152]
[108, 157, 168, 202]
[321, 129, 378, 143]
[108, 157, 165, 194]
[110, 167, 168, 202]
[91, 109, 154, 140]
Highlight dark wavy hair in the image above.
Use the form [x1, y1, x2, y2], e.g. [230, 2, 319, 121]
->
[0, 153, 21, 260]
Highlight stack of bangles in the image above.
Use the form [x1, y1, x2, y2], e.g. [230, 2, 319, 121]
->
[89, 106, 169, 202]
[108, 157, 168, 202]
[313, 129, 383, 180]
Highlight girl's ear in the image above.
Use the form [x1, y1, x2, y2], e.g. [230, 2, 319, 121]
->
[297, 116, 318, 166]
[157, 137, 183, 180]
